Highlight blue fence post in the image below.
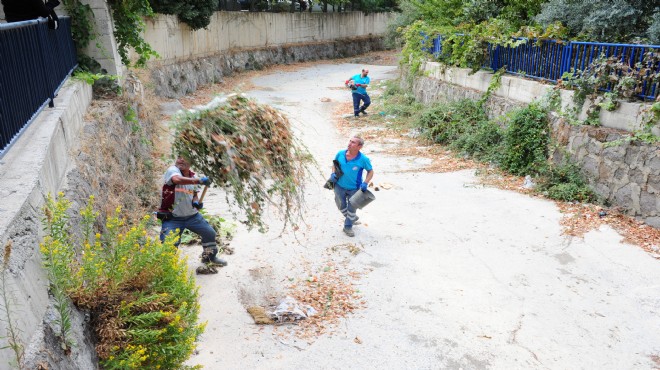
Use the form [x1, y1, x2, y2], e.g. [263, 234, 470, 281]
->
[490, 44, 499, 71]
[559, 42, 573, 78]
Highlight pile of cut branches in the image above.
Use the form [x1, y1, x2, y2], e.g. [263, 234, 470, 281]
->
[172, 94, 310, 231]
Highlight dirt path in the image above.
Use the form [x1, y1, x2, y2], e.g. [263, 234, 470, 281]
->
[179, 59, 660, 370]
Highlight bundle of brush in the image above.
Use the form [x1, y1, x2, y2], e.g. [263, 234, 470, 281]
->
[172, 94, 310, 232]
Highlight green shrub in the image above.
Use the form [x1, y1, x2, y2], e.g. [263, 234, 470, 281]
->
[499, 103, 549, 176]
[40, 194, 203, 369]
[149, 0, 218, 30]
[415, 99, 487, 144]
[450, 119, 504, 161]
[536, 160, 596, 202]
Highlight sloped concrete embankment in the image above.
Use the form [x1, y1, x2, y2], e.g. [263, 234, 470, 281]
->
[150, 36, 387, 98]
[0, 81, 98, 370]
[410, 65, 660, 227]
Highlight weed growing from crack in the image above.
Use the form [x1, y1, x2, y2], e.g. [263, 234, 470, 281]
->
[0, 240, 25, 370]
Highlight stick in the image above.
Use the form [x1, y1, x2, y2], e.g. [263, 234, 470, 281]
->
[199, 185, 209, 203]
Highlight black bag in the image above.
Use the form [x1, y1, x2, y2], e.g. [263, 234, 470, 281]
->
[155, 211, 173, 221]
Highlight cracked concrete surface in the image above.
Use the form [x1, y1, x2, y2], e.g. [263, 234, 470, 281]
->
[180, 63, 660, 370]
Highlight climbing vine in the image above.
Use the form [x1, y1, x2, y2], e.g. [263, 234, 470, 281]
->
[62, 0, 158, 69]
[108, 0, 159, 67]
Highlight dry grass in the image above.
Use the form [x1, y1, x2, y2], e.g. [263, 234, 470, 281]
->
[76, 76, 166, 222]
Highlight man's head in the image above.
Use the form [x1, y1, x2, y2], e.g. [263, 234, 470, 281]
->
[361, 69, 369, 78]
[347, 136, 364, 153]
[175, 156, 191, 171]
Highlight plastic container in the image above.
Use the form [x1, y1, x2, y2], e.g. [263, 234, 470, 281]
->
[349, 189, 376, 209]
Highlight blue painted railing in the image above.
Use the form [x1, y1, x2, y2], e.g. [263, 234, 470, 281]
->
[0, 17, 78, 157]
[428, 36, 660, 101]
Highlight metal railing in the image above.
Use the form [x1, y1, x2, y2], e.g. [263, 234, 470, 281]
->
[428, 36, 660, 101]
[0, 17, 77, 157]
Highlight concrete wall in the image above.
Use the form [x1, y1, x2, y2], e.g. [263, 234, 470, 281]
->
[414, 62, 660, 227]
[0, 80, 96, 370]
[140, 12, 393, 64]
[420, 62, 658, 135]
[150, 36, 386, 98]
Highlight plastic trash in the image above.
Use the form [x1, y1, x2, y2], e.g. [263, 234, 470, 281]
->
[268, 296, 318, 323]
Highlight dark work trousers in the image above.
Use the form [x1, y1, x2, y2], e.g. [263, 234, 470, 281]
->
[352, 92, 371, 116]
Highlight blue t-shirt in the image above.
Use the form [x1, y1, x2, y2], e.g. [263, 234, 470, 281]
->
[335, 150, 373, 190]
[350, 74, 370, 95]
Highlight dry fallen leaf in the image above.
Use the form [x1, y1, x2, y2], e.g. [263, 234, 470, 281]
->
[354, 336, 362, 344]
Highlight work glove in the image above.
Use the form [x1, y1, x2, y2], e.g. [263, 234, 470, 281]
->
[330, 173, 338, 182]
[360, 182, 368, 192]
[199, 176, 211, 186]
[192, 201, 204, 210]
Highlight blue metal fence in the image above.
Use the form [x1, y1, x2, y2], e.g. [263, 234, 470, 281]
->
[0, 17, 77, 157]
[428, 36, 660, 101]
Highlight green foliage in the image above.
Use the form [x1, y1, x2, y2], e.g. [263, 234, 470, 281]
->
[378, 80, 423, 119]
[149, 0, 219, 30]
[386, 78, 595, 202]
[499, 103, 550, 176]
[109, 0, 159, 67]
[649, 11, 660, 44]
[62, 0, 96, 51]
[415, 99, 487, 144]
[172, 95, 310, 232]
[536, 0, 658, 42]
[450, 119, 504, 161]
[180, 210, 236, 246]
[536, 160, 596, 202]
[561, 51, 660, 132]
[40, 194, 203, 369]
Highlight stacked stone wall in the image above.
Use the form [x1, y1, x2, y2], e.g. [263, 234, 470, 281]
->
[412, 74, 660, 228]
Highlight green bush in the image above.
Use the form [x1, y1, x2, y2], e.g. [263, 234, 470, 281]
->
[415, 99, 487, 144]
[149, 0, 218, 30]
[536, 160, 596, 202]
[499, 103, 549, 176]
[40, 194, 203, 369]
[450, 119, 504, 161]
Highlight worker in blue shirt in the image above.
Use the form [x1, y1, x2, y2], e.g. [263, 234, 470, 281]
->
[328, 136, 374, 237]
[345, 68, 371, 117]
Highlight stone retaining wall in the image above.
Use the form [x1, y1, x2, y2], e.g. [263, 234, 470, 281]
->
[411, 69, 660, 227]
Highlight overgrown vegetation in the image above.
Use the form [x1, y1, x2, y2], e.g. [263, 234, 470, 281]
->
[63, 0, 157, 70]
[109, 0, 159, 67]
[558, 51, 660, 142]
[536, 0, 660, 43]
[378, 78, 596, 203]
[172, 95, 311, 232]
[148, 0, 218, 30]
[40, 194, 203, 369]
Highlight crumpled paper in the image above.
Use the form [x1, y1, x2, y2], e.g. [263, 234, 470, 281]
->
[268, 296, 317, 323]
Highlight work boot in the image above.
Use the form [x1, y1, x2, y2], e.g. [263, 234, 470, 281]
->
[360, 110, 368, 116]
[343, 227, 355, 237]
[201, 247, 228, 267]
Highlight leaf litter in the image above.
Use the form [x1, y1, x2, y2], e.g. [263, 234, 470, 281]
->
[333, 87, 660, 255]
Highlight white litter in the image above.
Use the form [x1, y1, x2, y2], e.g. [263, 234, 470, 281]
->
[268, 296, 318, 323]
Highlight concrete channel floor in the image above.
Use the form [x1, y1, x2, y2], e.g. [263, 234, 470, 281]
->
[180, 63, 660, 369]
